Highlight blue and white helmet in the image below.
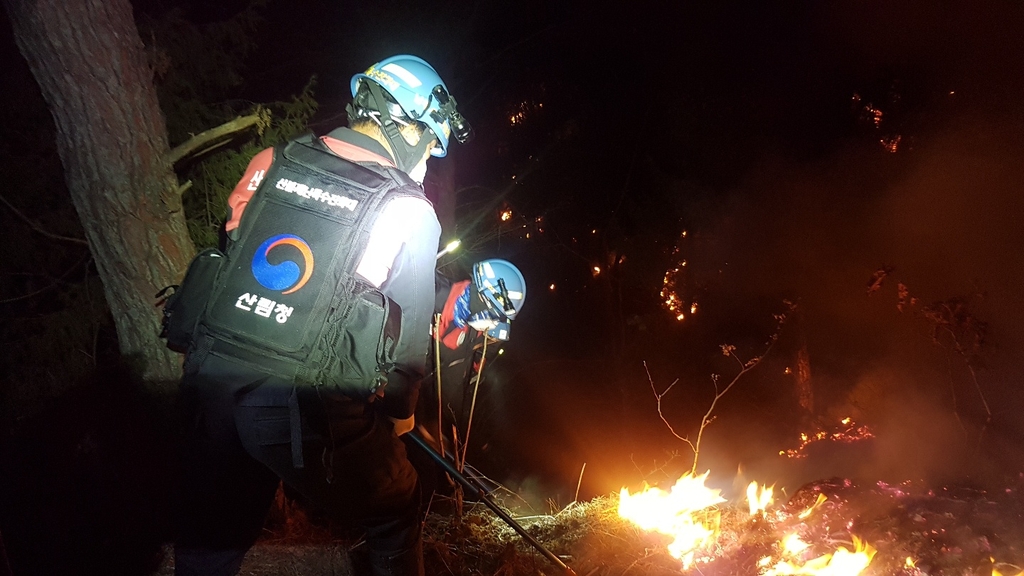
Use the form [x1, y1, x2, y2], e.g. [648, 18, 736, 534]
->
[472, 259, 526, 321]
[350, 54, 471, 158]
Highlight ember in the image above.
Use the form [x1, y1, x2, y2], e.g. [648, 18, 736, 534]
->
[660, 229, 695, 322]
[780, 417, 875, 459]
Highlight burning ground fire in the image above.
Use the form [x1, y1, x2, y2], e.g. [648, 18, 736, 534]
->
[415, 465, 1024, 576]
[780, 417, 876, 459]
[617, 473, 1024, 575]
[617, 472, 726, 568]
[414, 420, 1021, 574]
[778, 416, 876, 457]
[619, 475, 877, 575]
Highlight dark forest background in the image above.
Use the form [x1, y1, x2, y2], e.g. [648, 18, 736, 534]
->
[2, 0, 1024, 574]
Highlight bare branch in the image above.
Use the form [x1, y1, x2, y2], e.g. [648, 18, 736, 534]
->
[166, 112, 264, 167]
[644, 361, 696, 452]
[0, 193, 88, 245]
[573, 462, 587, 504]
[630, 451, 682, 484]
[916, 292, 992, 446]
[646, 310, 789, 475]
[0, 252, 91, 304]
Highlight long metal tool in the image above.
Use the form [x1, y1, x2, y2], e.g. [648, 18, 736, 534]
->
[406, 432, 578, 575]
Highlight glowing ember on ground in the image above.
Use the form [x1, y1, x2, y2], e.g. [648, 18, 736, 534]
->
[617, 472, 725, 568]
[660, 229, 694, 322]
[660, 271, 687, 321]
[780, 417, 874, 459]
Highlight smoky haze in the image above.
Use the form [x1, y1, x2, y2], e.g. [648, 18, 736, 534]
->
[702, 0, 1024, 490]
[710, 111, 1024, 490]
[493, 120, 1024, 507]
[467, 0, 1024, 503]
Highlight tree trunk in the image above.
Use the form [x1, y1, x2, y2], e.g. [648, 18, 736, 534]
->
[3, 0, 195, 382]
[795, 341, 813, 413]
[792, 307, 814, 415]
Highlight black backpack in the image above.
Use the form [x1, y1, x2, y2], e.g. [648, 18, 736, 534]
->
[161, 136, 424, 398]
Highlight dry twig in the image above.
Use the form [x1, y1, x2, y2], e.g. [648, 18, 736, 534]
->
[645, 305, 789, 474]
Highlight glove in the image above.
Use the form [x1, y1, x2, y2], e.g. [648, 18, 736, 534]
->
[389, 414, 415, 436]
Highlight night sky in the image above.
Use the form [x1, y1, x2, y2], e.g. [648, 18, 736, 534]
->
[3, 0, 1024, 504]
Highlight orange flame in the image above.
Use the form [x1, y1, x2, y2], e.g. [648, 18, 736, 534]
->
[782, 533, 810, 555]
[620, 473, 876, 575]
[993, 564, 1024, 576]
[618, 472, 726, 568]
[798, 493, 828, 520]
[765, 535, 877, 576]
[746, 481, 774, 516]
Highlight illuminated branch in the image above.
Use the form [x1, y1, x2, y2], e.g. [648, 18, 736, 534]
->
[688, 347, 771, 475]
[630, 451, 683, 485]
[166, 111, 267, 168]
[645, 307, 788, 475]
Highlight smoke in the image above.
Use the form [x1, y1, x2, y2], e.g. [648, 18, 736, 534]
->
[461, 0, 1024, 497]
[704, 87, 1024, 489]
[596, 0, 1024, 492]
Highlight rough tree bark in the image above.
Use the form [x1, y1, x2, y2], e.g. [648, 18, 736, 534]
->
[2, 0, 195, 382]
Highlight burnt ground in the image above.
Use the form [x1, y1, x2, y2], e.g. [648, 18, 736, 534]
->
[142, 473, 1024, 576]
[2, 366, 1023, 575]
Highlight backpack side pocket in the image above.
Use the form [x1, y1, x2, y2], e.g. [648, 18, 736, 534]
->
[159, 248, 226, 353]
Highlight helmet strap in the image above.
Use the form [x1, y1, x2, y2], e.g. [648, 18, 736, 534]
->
[364, 81, 434, 174]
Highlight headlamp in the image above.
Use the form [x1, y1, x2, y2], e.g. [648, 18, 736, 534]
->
[495, 278, 517, 315]
[430, 85, 474, 144]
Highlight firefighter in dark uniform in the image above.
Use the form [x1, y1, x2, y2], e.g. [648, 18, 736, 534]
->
[172, 55, 473, 576]
[416, 259, 526, 463]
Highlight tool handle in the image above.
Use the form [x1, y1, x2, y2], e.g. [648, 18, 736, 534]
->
[406, 432, 577, 575]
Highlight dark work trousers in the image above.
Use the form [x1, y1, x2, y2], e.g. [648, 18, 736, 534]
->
[174, 352, 423, 576]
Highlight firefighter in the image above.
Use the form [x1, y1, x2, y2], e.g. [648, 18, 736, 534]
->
[420, 259, 526, 452]
[172, 55, 472, 576]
